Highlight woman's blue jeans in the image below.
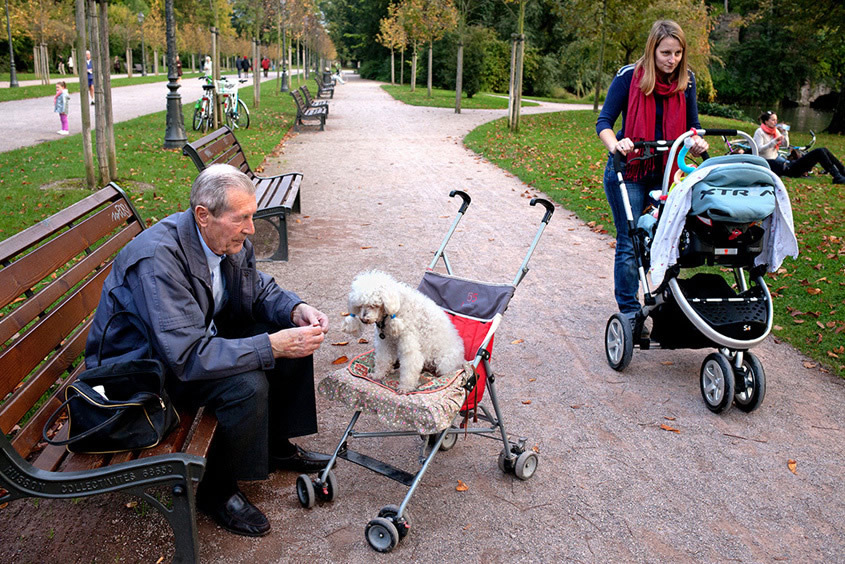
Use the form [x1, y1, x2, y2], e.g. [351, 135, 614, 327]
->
[602, 156, 661, 316]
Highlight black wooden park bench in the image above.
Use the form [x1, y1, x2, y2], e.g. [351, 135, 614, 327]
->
[182, 126, 303, 261]
[290, 89, 327, 132]
[299, 85, 329, 114]
[313, 75, 334, 99]
[0, 184, 218, 563]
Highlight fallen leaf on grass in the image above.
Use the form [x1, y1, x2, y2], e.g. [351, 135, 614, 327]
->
[456, 480, 469, 492]
[331, 341, 349, 346]
[660, 424, 680, 433]
[332, 356, 349, 365]
[807, 288, 822, 295]
[803, 361, 817, 369]
[511, 339, 524, 344]
[787, 459, 797, 474]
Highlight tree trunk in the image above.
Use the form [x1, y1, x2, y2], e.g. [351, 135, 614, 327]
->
[74, 0, 95, 189]
[153, 48, 159, 75]
[400, 49, 404, 85]
[455, 40, 463, 114]
[98, 0, 116, 180]
[390, 48, 394, 85]
[411, 46, 417, 93]
[593, 0, 607, 113]
[427, 42, 432, 97]
[87, 0, 108, 184]
[826, 91, 845, 134]
[510, 34, 524, 132]
[126, 47, 132, 78]
[253, 38, 260, 109]
[507, 35, 517, 129]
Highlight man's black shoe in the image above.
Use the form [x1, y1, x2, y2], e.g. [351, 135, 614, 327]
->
[198, 490, 270, 537]
[271, 444, 331, 473]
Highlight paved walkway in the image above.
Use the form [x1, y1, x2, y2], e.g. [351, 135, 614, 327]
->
[0, 71, 285, 152]
[2, 76, 843, 563]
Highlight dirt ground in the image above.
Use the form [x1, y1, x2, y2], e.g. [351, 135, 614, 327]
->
[2, 75, 843, 563]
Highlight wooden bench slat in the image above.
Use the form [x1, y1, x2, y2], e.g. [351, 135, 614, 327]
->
[0, 225, 136, 345]
[138, 408, 195, 458]
[29, 418, 71, 471]
[184, 408, 217, 458]
[0, 185, 123, 264]
[0, 317, 89, 436]
[0, 267, 110, 400]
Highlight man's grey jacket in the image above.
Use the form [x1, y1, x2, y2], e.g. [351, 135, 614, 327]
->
[85, 209, 302, 382]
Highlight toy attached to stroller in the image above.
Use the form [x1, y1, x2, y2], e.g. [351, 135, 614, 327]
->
[300, 191, 554, 552]
[604, 128, 798, 414]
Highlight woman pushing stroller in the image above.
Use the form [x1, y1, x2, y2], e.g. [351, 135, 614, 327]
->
[753, 111, 845, 184]
[596, 19, 709, 331]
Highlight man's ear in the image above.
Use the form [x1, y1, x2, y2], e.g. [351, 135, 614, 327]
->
[194, 205, 210, 228]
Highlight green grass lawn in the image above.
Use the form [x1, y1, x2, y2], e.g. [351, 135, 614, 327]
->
[465, 111, 844, 378]
[0, 78, 297, 236]
[381, 84, 539, 109]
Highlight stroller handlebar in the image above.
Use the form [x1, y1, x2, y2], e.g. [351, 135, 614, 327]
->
[449, 190, 471, 214]
[530, 198, 555, 224]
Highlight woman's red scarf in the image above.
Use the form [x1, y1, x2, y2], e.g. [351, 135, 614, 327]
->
[624, 66, 687, 181]
[760, 123, 782, 149]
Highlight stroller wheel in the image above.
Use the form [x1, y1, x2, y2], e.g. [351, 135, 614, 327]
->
[700, 353, 736, 414]
[378, 504, 412, 539]
[295, 474, 316, 508]
[605, 314, 634, 371]
[315, 469, 338, 502]
[497, 449, 514, 473]
[424, 429, 458, 451]
[734, 352, 766, 413]
[514, 451, 539, 480]
[365, 517, 400, 552]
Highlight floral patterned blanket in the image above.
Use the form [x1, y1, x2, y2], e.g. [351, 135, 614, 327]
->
[317, 350, 467, 434]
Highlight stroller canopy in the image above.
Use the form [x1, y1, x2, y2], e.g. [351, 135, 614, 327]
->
[417, 271, 515, 321]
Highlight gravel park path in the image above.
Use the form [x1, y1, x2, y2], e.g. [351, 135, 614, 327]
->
[1, 75, 843, 563]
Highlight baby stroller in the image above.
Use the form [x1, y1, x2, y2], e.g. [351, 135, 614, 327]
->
[604, 129, 798, 414]
[299, 191, 554, 552]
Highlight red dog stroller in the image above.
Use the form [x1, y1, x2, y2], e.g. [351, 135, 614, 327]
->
[298, 190, 554, 552]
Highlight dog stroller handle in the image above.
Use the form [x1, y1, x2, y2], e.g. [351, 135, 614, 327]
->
[512, 198, 555, 287]
[428, 190, 472, 273]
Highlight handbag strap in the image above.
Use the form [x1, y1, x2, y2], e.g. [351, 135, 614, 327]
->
[97, 310, 155, 366]
[41, 389, 163, 447]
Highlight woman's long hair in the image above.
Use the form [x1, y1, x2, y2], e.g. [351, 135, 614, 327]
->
[635, 20, 689, 96]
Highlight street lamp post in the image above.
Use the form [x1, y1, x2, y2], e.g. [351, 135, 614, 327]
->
[138, 12, 146, 77]
[4, 0, 17, 87]
[163, 0, 186, 148]
[279, 0, 288, 92]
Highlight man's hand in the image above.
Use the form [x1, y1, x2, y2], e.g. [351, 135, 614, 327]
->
[688, 135, 709, 157]
[269, 325, 325, 359]
[291, 303, 329, 333]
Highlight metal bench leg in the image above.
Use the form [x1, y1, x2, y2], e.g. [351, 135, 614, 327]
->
[129, 481, 199, 564]
[255, 213, 289, 262]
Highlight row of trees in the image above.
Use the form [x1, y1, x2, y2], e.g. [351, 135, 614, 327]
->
[322, 0, 845, 133]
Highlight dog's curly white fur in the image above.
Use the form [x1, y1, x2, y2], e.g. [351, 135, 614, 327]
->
[341, 270, 464, 393]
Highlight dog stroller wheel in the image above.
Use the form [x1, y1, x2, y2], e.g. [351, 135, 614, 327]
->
[734, 352, 766, 413]
[497, 449, 513, 473]
[605, 314, 634, 371]
[295, 474, 316, 508]
[424, 429, 458, 451]
[378, 504, 412, 539]
[514, 451, 538, 480]
[700, 353, 736, 414]
[365, 517, 400, 552]
[315, 470, 338, 502]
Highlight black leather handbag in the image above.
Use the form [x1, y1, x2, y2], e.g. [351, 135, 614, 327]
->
[42, 311, 179, 454]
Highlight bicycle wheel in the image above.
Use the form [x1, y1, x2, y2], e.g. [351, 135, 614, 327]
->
[192, 102, 204, 131]
[202, 100, 213, 133]
[237, 99, 250, 129]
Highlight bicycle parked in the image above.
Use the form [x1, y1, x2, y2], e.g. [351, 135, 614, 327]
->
[192, 75, 216, 132]
[218, 77, 250, 130]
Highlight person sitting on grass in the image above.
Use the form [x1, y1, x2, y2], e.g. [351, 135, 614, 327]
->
[754, 111, 845, 184]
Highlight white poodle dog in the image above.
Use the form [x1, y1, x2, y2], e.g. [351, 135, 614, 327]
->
[340, 270, 465, 393]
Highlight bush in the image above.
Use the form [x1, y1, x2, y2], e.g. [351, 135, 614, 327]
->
[698, 101, 751, 122]
[530, 54, 561, 97]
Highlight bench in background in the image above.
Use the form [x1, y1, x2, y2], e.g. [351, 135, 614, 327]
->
[182, 126, 303, 261]
[290, 89, 327, 132]
[0, 184, 218, 563]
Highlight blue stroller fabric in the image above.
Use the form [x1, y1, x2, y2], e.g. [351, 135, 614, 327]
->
[688, 156, 776, 223]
